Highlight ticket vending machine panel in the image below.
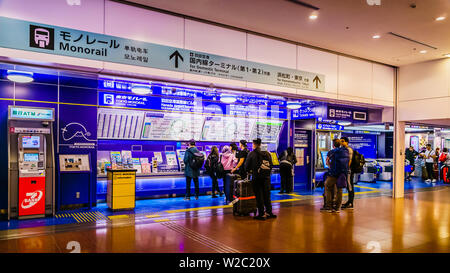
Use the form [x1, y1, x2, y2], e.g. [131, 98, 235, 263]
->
[8, 106, 55, 220]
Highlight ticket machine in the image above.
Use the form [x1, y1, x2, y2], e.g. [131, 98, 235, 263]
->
[7, 106, 55, 220]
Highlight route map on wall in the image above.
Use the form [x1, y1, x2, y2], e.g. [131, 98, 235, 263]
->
[141, 111, 204, 140]
[201, 116, 255, 142]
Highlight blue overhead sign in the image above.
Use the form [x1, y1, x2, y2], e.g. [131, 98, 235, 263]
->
[316, 123, 344, 131]
[0, 16, 325, 92]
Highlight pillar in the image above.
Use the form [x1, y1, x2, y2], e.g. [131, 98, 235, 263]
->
[393, 67, 404, 198]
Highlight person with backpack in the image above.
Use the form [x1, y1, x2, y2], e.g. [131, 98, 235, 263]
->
[321, 138, 350, 213]
[183, 139, 205, 200]
[245, 138, 276, 220]
[340, 136, 355, 210]
[279, 147, 297, 193]
[205, 146, 223, 198]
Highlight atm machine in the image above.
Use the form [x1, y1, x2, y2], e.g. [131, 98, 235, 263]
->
[7, 106, 55, 220]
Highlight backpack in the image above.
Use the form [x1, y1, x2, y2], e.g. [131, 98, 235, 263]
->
[350, 150, 365, 173]
[215, 155, 225, 178]
[439, 153, 447, 163]
[188, 149, 205, 170]
[257, 151, 272, 177]
[204, 155, 215, 174]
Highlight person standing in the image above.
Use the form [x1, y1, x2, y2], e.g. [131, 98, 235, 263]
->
[321, 139, 349, 213]
[245, 138, 276, 220]
[422, 144, 436, 183]
[205, 146, 221, 198]
[405, 146, 419, 181]
[183, 140, 201, 200]
[435, 147, 441, 181]
[221, 145, 238, 202]
[340, 137, 355, 210]
[231, 140, 249, 178]
[279, 147, 297, 193]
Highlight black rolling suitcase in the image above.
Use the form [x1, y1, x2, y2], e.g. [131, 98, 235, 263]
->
[232, 178, 257, 216]
[225, 173, 240, 203]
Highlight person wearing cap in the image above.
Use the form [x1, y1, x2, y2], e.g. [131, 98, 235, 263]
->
[245, 138, 276, 220]
[231, 140, 249, 178]
[183, 139, 200, 200]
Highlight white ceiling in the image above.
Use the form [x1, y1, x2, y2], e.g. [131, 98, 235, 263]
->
[122, 0, 450, 66]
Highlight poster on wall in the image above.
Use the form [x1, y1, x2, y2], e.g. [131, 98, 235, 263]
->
[141, 111, 204, 140]
[59, 154, 90, 172]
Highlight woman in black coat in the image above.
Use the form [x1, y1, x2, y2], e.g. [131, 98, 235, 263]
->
[205, 146, 222, 198]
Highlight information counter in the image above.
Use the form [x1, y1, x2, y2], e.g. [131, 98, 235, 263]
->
[106, 169, 137, 211]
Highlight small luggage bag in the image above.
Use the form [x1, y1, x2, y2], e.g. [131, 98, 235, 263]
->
[232, 179, 257, 216]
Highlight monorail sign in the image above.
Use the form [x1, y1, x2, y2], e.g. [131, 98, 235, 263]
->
[0, 16, 325, 92]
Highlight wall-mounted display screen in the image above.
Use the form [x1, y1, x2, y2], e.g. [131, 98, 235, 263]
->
[24, 153, 39, 162]
[22, 136, 40, 148]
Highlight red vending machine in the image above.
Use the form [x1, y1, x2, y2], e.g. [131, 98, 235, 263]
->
[8, 106, 55, 220]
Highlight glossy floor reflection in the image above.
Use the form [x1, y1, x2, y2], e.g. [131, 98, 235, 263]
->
[0, 186, 449, 253]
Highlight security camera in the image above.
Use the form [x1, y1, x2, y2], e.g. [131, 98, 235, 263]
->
[410, 3, 416, 8]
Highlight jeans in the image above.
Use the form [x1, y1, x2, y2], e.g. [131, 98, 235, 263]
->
[346, 171, 355, 205]
[185, 176, 199, 197]
[325, 176, 342, 210]
[252, 176, 272, 216]
[210, 173, 220, 195]
[279, 163, 293, 193]
[425, 162, 434, 180]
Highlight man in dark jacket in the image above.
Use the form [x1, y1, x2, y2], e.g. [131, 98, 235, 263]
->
[183, 139, 201, 200]
[405, 146, 419, 181]
[245, 138, 276, 220]
[321, 139, 350, 213]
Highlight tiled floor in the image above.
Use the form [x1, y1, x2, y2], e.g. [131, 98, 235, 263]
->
[0, 179, 448, 253]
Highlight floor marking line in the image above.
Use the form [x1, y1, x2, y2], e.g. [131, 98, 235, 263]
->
[166, 205, 232, 213]
[146, 215, 161, 218]
[161, 222, 240, 253]
[164, 222, 240, 253]
[108, 215, 129, 220]
[161, 222, 238, 253]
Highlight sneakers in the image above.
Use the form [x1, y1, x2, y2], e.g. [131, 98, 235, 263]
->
[341, 203, 354, 210]
[320, 207, 332, 213]
[266, 213, 277, 219]
[432, 179, 437, 183]
[253, 215, 266, 221]
[184, 196, 191, 201]
[332, 208, 341, 213]
[425, 179, 431, 183]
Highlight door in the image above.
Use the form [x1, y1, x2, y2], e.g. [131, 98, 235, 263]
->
[293, 129, 312, 190]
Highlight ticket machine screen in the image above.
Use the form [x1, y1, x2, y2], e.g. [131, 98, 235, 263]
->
[24, 153, 39, 162]
[22, 136, 40, 148]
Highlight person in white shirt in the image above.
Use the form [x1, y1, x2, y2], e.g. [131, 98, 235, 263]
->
[421, 144, 436, 183]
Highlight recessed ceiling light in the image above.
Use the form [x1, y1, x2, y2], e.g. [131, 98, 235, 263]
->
[419, 50, 427, 54]
[131, 84, 151, 95]
[220, 94, 237, 104]
[309, 14, 318, 20]
[435, 16, 446, 21]
[286, 101, 302, 110]
[6, 70, 34, 83]
[372, 35, 381, 39]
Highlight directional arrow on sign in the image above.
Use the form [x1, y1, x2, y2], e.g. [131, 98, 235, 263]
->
[169, 50, 184, 68]
[312, 75, 321, 89]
